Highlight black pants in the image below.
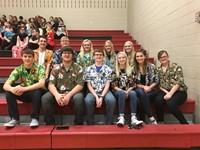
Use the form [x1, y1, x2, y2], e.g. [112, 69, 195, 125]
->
[155, 90, 188, 124]
[5, 89, 43, 121]
[41, 92, 85, 125]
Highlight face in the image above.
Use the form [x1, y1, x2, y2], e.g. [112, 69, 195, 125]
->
[105, 42, 112, 53]
[38, 38, 47, 49]
[22, 54, 34, 67]
[158, 52, 169, 65]
[83, 41, 91, 52]
[61, 51, 73, 63]
[60, 38, 69, 47]
[124, 42, 133, 53]
[118, 53, 126, 65]
[136, 52, 146, 64]
[94, 52, 103, 63]
[19, 28, 25, 34]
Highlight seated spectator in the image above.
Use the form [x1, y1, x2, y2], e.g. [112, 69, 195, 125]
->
[33, 36, 53, 79]
[134, 49, 158, 124]
[0, 26, 15, 50]
[55, 18, 68, 39]
[12, 27, 29, 58]
[46, 23, 55, 50]
[84, 49, 116, 125]
[103, 40, 116, 70]
[3, 48, 45, 127]
[123, 41, 135, 67]
[41, 46, 84, 125]
[155, 50, 188, 124]
[28, 28, 40, 50]
[112, 52, 143, 126]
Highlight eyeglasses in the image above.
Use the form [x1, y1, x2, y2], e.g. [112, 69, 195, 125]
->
[159, 55, 168, 59]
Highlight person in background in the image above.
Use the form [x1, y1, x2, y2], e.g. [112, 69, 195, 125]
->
[112, 52, 143, 126]
[55, 18, 68, 39]
[84, 49, 116, 125]
[0, 26, 15, 50]
[12, 27, 29, 58]
[46, 23, 54, 50]
[103, 40, 116, 70]
[123, 41, 135, 67]
[41, 46, 84, 125]
[76, 39, 94, 72]
[134, 49, 158, 124]
[155, 50, 188, 124]
[28, 28, 40, 50]
[3, 49, 45, 127]
[33, 36, 53, 79]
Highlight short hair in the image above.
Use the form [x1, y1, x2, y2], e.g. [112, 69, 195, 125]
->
[93, 49, 104, 56]
[157, 50, 169, 59]
[21, 48, 34, 57]
[38, 36, 47, 41]
[60, 46, 74, 56]
[60, 36, 69, 41]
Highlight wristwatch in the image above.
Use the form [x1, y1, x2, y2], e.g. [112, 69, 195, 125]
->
[99, 95, 104, 99]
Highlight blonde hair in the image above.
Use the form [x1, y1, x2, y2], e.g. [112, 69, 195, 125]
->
[123, 41, 135, 66]
[103, 40, 116, 65]
[116, 52, 132, 77]
[79, 39, 94, 62]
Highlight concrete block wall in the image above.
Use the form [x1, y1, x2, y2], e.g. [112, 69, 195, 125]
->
[0, 0, 127, 30]
[127, 0, 200, 123]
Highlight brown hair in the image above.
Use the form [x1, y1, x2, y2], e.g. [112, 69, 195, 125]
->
[157, 50, 169, 59]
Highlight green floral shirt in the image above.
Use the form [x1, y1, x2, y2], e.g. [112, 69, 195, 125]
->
[76, 53, 94, 72]
[49, 62, 84, 94]
[157, 62, 187, 92]
[8, 63, 45, 87]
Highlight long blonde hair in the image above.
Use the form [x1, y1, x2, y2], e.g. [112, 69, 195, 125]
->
[103, 40, 115, 65]
[123, 41, 135, 66]
[116, 52, 132, 77]
[79, 39, 94, 62]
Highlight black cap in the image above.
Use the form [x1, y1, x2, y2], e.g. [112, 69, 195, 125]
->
[60, 46, 74, 56]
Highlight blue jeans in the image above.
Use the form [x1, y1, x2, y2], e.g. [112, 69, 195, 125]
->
[85, 91, 116, 125]
[135, 88, 156, 118]
[114, 90, 137, 115]
[42, 91, 85, 125]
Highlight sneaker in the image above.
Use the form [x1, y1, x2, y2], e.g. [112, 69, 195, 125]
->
[150, 119, 158, 125]
[30, 119, 39, 127]
[131, 116, 143, 126]
[4, 118, 20, 127]
[117, 116, 125, 127]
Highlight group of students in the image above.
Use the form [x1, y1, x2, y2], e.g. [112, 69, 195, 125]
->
[3, 36, 189, 127]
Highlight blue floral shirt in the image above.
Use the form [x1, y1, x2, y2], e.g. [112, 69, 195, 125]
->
[84, 64, 112, 95]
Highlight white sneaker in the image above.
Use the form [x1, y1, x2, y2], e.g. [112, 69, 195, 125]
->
[117, 116, 125, 127]
[4, 118, 20, 127]
[30, 119, 39, 127]
[131, 116, 143, 126]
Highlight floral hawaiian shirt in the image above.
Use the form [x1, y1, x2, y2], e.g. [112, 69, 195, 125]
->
[135, 62, 159, 88]
[7, 63, 45, 87]
[157, 62, 187, 92]
[76, 53, 94, 72]
[49, 62, 84, 94]
[84, 64, 112, 95]
[111, 68, 137, 92]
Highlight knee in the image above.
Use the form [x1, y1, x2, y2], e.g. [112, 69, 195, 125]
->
[128, 91, 137, 98]
[84, 94, 95, 105]
[73, 93, 84, 107]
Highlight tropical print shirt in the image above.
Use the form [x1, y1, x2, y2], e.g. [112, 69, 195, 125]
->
[111, 68, 137, 92]
[7, 63, 45, 87]
[135, 62, 159, 88]
[76, 53, 94, 72]
[33, 48, 53, 69]
[49, 62, 84, 94]
[52, 49, 77, 65]
[104, 53, 116, 70]
[157, 62, 187, 92]
[84, 64, 112, 95]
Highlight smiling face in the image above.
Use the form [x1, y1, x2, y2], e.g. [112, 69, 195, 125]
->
[38, 37, 47, 49]
[104, 41, 112, 53]
[124, 41, 133, 53]
[117, 53, 127, 66]
[22, 53, 34, 68]
[158, 52, 169, 65]
[135, 52, 146, 64]
[61, 51, 73, 63]
[83, 41, 91, 53]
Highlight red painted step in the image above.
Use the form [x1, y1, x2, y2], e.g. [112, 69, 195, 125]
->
[0, 58, 23, 66]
